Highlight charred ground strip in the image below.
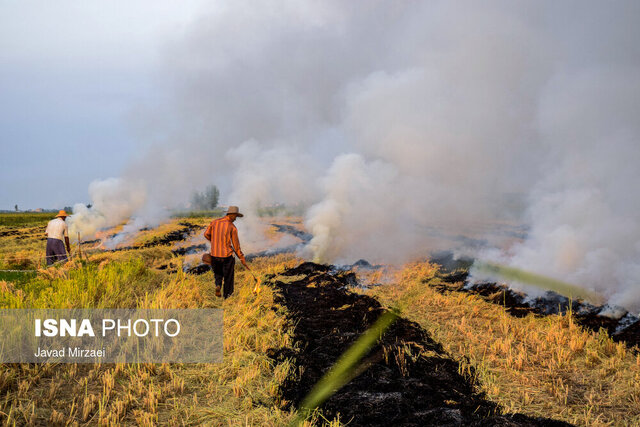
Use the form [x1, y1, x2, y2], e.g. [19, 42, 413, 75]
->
[171, 243, 207, 256]
[112, 222, 201, 252]
[431, 252, 640, 349]
[243, 224, 312, 262]
[135, 221, 201, 248]
[268, 262, 570, 426]
[245, 244, 304, 262]
[270, 224, 312, 243]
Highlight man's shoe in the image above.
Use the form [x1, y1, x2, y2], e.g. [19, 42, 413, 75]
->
[215, 286, 222, 297]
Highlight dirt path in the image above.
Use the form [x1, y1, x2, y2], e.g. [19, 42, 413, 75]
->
[268, 262, 572, 426]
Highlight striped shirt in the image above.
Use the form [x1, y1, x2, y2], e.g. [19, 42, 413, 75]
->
[204, 216, 246, 262]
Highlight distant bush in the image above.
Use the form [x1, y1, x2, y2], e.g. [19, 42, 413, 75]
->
[191, 185, 220, 210]
[257, 204, 307, 217]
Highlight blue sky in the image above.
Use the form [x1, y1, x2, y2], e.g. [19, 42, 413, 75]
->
[0, 0, 206, 210]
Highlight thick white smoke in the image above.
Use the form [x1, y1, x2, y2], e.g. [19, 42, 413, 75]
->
[68, 178, 147, 239]
[303, 153, 406, 263]
[225, 141, 321, 252]
[484, 68, 640, 308]
[73, 1, 640, 309]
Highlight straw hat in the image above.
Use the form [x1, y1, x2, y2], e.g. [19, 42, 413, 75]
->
[55, 210, 68, 218]
[226, 206, 243, 217]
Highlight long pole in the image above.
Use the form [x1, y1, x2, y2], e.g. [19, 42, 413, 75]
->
[77, 232, 82, 260]
[232, 248, 261, 293]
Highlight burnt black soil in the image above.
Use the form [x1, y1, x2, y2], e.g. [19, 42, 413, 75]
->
[113, 222, 200, 252]
[432, 252, 640, 349]
[270, 224, 312, 242]
[136, 222, 200, 248]
[80, 238, 100, 245]
[171, 243, 207, 256]
[267, 262, 571, 426]
[244, 244, 304, 262]
[185, 263, 211, 275]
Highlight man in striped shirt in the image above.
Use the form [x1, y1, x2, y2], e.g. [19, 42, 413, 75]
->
[204, 206, 248, 298]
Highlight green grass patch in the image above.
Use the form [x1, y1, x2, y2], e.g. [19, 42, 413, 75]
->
[0, 270, 37, 284]
[0, 212, 54, 227]
[170, 209, 225, 218]
[0, 258, 164, 309]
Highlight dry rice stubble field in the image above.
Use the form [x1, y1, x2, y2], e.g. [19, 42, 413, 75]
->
[1, 213, 639, 426]
[0, 214, 308, 426]
[362, 262, 640, 426]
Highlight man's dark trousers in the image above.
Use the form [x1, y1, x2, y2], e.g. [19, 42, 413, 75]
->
[212, 256, 235, 298]
[46, 238, 68, 266]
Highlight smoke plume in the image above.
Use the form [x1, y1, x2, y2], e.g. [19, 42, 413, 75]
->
[68, 178, 147, 239]
[73, 1, 640, 310]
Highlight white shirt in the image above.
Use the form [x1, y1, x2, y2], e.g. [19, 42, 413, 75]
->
[46, 218, 68, 241]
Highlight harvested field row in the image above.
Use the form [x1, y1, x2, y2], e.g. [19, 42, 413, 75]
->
[267, 262, 571, 426]
[0, 227, 45, 240]
[431, 253, 640, 350]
